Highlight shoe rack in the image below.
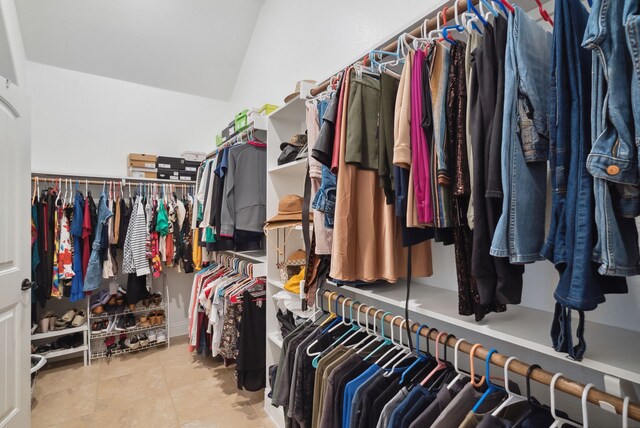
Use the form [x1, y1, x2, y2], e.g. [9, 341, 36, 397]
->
[86, 277, 170, 364]
[31, 323, 89, 366]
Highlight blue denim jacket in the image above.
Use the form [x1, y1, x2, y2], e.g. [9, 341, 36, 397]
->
[584, 0, 640, 276]
[312, 166, 336, 228]
[490, 7, 551, 263]
[543, 0, 627, 361]
[583, 0, 640, 218]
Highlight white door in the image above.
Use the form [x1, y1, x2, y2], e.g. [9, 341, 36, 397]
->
[0, 73, 31, 427]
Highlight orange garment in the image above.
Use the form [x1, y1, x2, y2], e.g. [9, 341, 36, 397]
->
[165, 232, 174, 266]
[192, 229, 202, 271]
[330, 68, 433, 282]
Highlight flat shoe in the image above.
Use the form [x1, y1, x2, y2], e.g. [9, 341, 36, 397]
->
[61, 308, 77, 323]
[71, 309, 87, 327]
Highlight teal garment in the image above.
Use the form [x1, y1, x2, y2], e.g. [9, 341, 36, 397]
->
[156, 200, 169, 236]
[205, 227, 216, 243]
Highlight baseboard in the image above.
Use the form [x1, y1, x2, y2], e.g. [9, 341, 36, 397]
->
[168, 321, 189, 338]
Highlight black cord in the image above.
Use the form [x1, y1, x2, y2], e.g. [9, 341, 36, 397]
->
[405, 245, 413, 351]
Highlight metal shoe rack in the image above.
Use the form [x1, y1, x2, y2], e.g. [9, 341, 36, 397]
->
[87, 279, 170, 363]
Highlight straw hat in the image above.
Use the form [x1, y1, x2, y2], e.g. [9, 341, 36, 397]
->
[264, 195, 313, 230]
[284, 80, 317, 103]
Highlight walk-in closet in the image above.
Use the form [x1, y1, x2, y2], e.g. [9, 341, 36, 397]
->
[1, 0, 639, 427]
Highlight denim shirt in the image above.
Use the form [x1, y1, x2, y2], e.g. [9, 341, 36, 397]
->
[490, 7, 551, 263]
[84, 192, 113, 291]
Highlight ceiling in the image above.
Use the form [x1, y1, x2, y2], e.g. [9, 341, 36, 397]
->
[16, 0, 264, 101]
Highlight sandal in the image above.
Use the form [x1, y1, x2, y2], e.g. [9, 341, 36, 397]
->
[61, 308, 77, 323]
[148, 311, 158, 326]
[71, 309, 87, 327]
[139, 316, 151, 328]
[152, 293, 162, 306]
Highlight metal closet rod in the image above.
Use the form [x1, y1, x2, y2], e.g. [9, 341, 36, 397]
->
[321, 291, 640, 422]
[31, 173, 195, 187]
[310, 0, 478, 96]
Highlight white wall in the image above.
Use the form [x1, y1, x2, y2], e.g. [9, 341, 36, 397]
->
[29, 61, 230, 177]
[28, 62, 231, 337]
[229, 0, 448, 112]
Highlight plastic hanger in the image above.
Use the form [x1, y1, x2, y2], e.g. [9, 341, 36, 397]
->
[441, 4, 467, 45]
[350, 306, 379, 351]
[384, 319, 416, 375]
[340, 301, 368, 347]
[307, 297, 352, 358]
[319, 292, 338, 327]
[321, 294, 344, 332]
[420, 331, 449, 386]
[356, 309, 386, 354]
[550, 373, 582, 428]
[623, 396, 630, 428]
[534, 0, 554, 26]
[472, 349, 505, 412]
[582, 383, 594, 428]
[492, 356, 526, 416]
[397, 324, 430, 383]
[363, 311, 394, 361]
[469, 343, 486, 387]
[375, 316, 407, 367]
[446, 337, 468, 389]
[493, 0, 514, 14]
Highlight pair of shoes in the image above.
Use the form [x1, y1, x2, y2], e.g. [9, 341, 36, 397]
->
[145, 329, 166, 343]
[57, 308, 86, 328]
[114, 314, 136, 332]
[147, 310, 165, 326]
[91, 320, 108, 333]
[34, 345, 51, 354]
[104, 336, 117, 351]
[138, 315, 151, 328]
[118, 333, 127, 350]
[125, 335, 139, 350]
[150, 293, 162, 306]
[38, 311, 57, 333]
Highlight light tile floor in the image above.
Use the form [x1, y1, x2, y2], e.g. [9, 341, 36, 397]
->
[32, 336, 274, 428]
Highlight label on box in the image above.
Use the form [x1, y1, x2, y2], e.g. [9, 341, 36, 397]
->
[169, 176, 179, 181]
[158, 163, 171, 169]
[179, 176, 194, 181]
[185, 166, 197, 172]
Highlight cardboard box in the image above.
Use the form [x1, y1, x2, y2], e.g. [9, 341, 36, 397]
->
[128, 153, 157, 163]
[156, 156, 185, 170]
[128, 159, 157, 169]
[128, 167, 157, 179]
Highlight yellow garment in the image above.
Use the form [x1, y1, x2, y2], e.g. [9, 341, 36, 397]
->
[193, 229, 202, 271]
[284, 267, 305, 295]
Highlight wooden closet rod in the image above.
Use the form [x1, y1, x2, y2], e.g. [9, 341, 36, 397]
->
[31, 173, 194, 186]
[321, 291, 640, 422]
[310, 0, 477, 97]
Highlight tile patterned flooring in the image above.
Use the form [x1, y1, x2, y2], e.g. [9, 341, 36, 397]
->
[31, 336, 274, 428]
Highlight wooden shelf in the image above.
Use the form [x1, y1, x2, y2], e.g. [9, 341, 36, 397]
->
[31, 325, 86, 341]
[268, 158, 307, 174]
[327, 280, 640, 385]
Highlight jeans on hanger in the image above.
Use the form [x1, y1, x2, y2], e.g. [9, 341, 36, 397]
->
[84, 192, 113, 292]
[312, 165, 337, 228]
[490, 7, 551, 263]
[543, 0, 627, 360]
[583, 0, 640, 217]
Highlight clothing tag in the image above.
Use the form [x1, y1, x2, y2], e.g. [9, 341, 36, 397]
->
[256, 300, 263, 309]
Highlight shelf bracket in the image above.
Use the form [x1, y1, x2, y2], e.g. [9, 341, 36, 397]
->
[601, 374, 638, 413]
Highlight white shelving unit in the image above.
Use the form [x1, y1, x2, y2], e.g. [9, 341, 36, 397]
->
[264, 96, 308, 428]
[31, 324, 89, 366]
[87, 279, 170, 364]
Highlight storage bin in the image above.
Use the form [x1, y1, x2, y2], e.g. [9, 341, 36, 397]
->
[157, 168, 180, 180]
[184, 160, 201, 172]
[221, 121, 235, 140]
[234, 109, 249, 132]
[180, 151, 206, 162]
